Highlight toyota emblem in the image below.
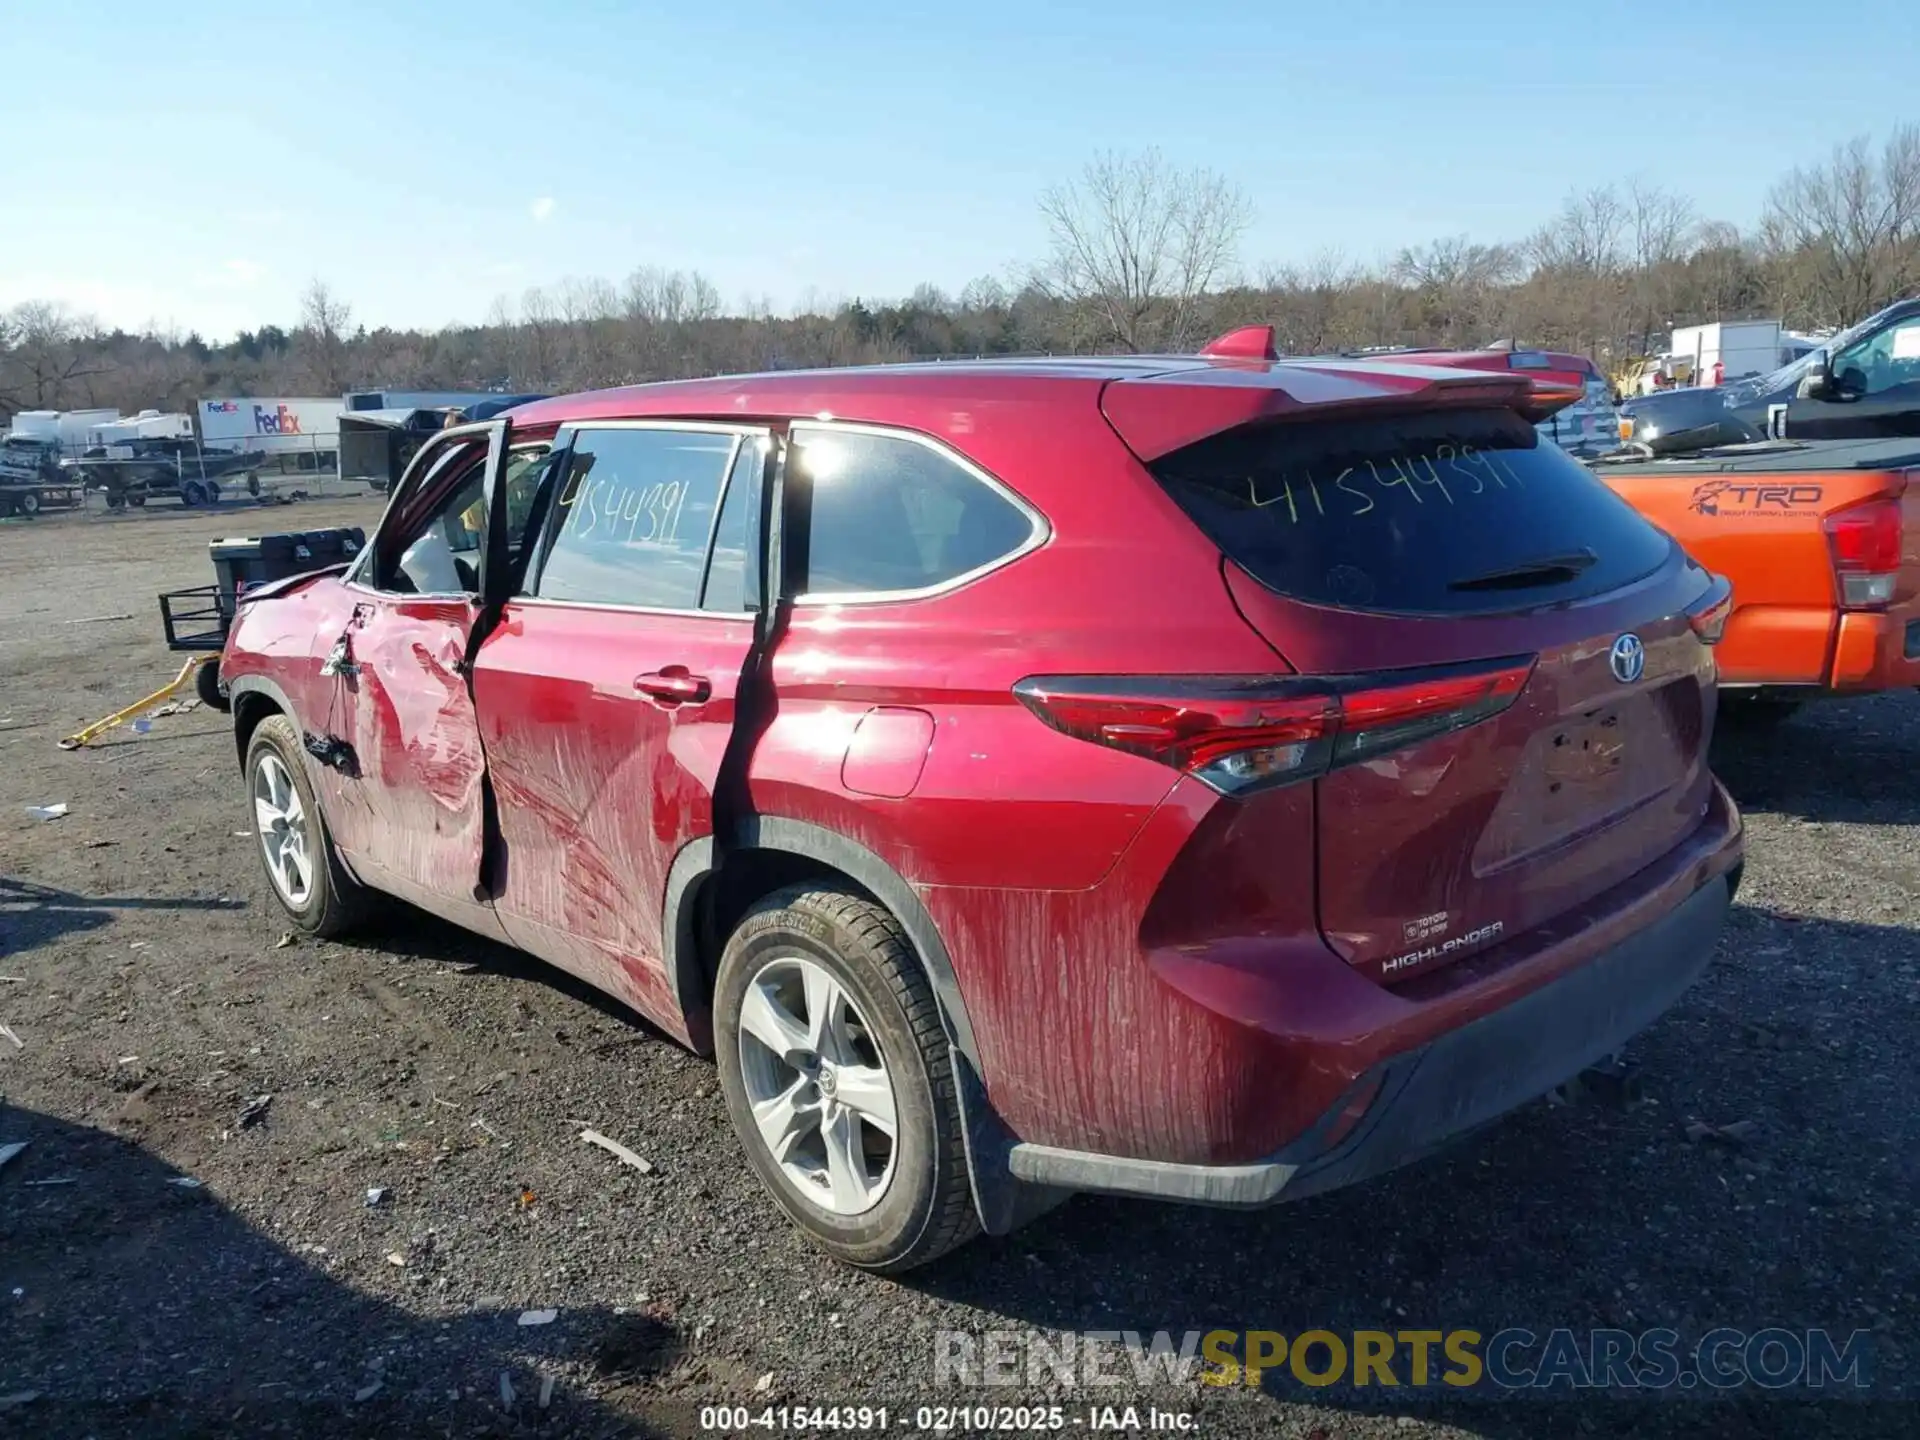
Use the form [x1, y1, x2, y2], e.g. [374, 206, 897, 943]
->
[1610, 633, 1645, 684]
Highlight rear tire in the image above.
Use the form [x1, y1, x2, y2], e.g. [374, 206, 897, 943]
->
[19, 490, 40, 517]
[244, 714, 371, 937]
[713, 885, 979, 1272]
[246, 473, 261, 497]
[180, 481, 206, 507]
[127, 492, 146, 507]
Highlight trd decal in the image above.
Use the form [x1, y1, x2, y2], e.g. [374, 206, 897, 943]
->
[1689, 480, 1824, 516]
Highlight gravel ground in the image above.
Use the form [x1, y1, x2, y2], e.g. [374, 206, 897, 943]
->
[0, 500, 1914, 1439]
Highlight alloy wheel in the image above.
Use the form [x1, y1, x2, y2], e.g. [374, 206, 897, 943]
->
[252, 752, 314, 907]
[735, 953, 899, 1216]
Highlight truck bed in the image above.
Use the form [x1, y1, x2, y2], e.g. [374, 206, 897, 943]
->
[1592, 436, 1920, 477]
[1588, 439, 1920, 694]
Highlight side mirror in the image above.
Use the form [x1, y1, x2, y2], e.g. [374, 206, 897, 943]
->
[1797, 352, 1836, 401]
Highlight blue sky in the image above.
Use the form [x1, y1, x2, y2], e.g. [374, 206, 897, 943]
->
[1, 0, 1912, 340]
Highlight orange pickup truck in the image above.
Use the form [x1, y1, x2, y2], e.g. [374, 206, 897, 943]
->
[1589, 437, 1920, 718]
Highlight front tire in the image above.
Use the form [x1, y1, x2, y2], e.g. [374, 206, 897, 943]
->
[19, 489, 40, 516]
[713, 885, 979, 1272]
[244, 714, 370, 937]
[180, 480, 206, 507]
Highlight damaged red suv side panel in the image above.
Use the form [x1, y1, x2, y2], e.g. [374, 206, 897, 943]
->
[222, 345, 1743, 1270]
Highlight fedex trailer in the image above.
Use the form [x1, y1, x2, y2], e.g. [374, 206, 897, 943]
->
[198, 397, 343, 457]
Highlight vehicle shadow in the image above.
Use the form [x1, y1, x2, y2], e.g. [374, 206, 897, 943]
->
[0, 876, 243, 960]
[335, 903, 676, 1042]
[905, 908, 1914, 1433]
[1711, 691, 1919, 825]
[0, 1103, 682, 1439]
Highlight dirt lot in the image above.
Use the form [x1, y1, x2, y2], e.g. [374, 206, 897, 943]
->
[1, 500, 1914, 1438]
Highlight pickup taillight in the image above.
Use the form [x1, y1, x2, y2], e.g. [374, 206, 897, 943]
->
[1823, 496, 1903, 610]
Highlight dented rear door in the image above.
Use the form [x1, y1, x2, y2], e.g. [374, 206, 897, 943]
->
[472, 423, 769, 1033]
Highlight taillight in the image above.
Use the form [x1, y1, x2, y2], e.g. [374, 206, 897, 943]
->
[1823, 496, 1902, 609]
[1013, 657, 1535, 795]
[1687, 574, 1734, 645]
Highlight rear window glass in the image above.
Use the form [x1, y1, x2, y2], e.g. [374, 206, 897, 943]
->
[1151, 407, 1671, 615]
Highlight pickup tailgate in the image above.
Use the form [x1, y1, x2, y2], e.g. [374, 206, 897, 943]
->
[1596, 463, 1915, 686]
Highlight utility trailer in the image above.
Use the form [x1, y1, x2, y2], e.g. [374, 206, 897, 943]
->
[76, 439, 268, 509]
[0, 435, 87, 517]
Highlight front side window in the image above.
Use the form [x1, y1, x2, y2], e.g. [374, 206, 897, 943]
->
[372, 440, 553, 595]
[1833, 319, 1920, 398]
[791, 425, 1037, 598]
[531, 427, 741, 609]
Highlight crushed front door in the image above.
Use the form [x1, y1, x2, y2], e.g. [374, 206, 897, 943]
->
[320, 422, 512, 932]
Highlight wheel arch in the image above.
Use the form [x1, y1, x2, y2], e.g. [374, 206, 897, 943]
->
[228, 674, 298, 770]
[662, 818, 979, 1071]
[665, 818, 1052, 1237]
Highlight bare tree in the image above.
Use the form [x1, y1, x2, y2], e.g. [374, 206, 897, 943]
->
[0, 301, 110, 409]
[1530, 186, 1628, 275]
[1525, 186, 1634, 355]
[1624, 181, 1699, 353]
[1391, 236, 1521, 345]
[297, 280, 354, 394]
[623, 267, 721, 327]
[1760, 126, 1920, 325]
[1036, 148, 1252, 352]
[1259, 252, 1369, 355]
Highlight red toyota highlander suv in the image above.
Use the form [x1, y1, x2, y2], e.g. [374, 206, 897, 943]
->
[219, 327, 1743, 1271]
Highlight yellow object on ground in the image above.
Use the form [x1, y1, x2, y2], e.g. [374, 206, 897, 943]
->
[58, 656, 212, 750]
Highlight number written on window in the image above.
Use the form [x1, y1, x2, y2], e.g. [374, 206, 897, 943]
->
[536, 429, 737, 609]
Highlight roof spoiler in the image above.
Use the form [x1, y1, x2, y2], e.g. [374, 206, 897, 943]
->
[1104, 356, 1536, 461]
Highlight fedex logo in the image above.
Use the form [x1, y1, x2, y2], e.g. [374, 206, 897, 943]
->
[253, 404, 302, 435]
[205, 400, 239, 414]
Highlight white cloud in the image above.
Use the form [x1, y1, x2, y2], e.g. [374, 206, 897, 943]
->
[529, 197, 556, 223]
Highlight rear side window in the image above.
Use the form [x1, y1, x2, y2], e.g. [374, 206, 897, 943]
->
[532, 427, 740, 609]
[1151, 408, 1671, 615]
[792, 425, 1037, 597]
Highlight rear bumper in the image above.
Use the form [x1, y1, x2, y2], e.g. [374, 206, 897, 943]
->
[1006, 785, 1741, 1207]
[1828, 607, 1920, 690]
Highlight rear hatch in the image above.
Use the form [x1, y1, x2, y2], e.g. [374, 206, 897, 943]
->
[1117, 385, 1720, 978]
